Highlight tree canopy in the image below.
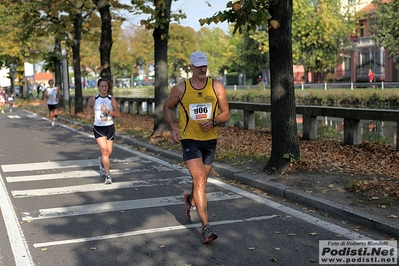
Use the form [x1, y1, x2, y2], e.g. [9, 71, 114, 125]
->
[371, 0, 399, 60]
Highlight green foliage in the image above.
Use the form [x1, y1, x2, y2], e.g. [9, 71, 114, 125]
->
[292, 0, 357, 74]
[371, 0, 399, 60]
[200, 1, 270, 35]
[197, 27, 231, 77]
[283, 153, 299, 164]
[235, 29, 269, 76]
[131, 0, 185, 35]
[168, 24, 198, 80]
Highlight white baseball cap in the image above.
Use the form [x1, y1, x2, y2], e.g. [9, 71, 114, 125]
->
[190, 51, 208, 67]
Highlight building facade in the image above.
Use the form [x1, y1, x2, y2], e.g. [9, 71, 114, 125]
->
[294, 0, 397, 83]
[345, 0, 397, 82]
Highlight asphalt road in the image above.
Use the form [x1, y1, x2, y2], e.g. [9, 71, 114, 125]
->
[0, 107, 394, 266]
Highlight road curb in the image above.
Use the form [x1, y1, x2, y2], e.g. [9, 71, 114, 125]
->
[58, 116, 399, 238]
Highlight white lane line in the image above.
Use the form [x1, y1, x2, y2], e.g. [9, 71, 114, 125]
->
[12, 176, 192, 198]
[7, 170, 101, 183]
[1, 159, 99, 172]
[33, 215, 277, 248]
[114, 136, 371, 241]
[22, 191, 242, 221]
[4, 158, 173, 180]
[207, 178, 370, 241]
[0, 173, 34, 265]
[7, 115, 21, 119]
[16, 112, 371, 244]
[5, 167, 162, 183]
[12, 181, 149, 198]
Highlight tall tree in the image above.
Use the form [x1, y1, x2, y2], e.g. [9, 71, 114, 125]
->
[203, 0, 299, 173]
[93, 0, 113, 81]
[127, 25, 154, 83]
[264, 0, 299, 172]
[111, 23, 135, 81]
[237, 28, 270, 83]
[152, 0, 172, 135]
[57, 0, 97, 114]
[371, 0, 399, 60]
[92, 0, 131, 81]
[0, 0, 46, 95]
[168, 24, 198, 82]
[130, 0, 185, 135]
[292, 0, 356, 80]
[197, 27, 231, 77]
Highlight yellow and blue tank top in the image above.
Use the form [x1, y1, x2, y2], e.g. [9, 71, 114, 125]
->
[178, 77, 219, 140]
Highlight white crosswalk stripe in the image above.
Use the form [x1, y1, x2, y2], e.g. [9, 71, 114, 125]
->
[11, 176, 192, 197]
[21, 192, 242, 221]
[7, 115, 21, 119]
[2, 155, 366, 252]
[2, 158, 255, 248]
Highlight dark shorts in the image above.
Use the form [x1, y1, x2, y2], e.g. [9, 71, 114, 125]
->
[93, 124, 116, 140]
[181, 139, 217, 165]
[47, 104, 58, 111]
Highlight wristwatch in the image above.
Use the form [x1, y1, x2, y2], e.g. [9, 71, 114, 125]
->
[212, 119, 217, 127]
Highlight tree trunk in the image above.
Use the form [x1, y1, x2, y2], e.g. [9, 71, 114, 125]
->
[152, 0, 172, 135]
[54, 37, 63, 107]
[262, 0, 300, 173]
[93, 0, 112, 81]
[72, 12, 84, 114]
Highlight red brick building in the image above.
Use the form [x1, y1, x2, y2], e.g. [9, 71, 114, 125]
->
[294, 0, 397, 83]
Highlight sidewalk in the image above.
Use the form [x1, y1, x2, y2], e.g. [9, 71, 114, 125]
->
[59, 116, 399, 239]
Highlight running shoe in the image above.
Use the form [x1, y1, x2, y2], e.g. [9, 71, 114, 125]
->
[98, 156, 105, 172]
[184, 193, 197, 222]
[105, 173, 112, 184]
[202, 224, 218, 244]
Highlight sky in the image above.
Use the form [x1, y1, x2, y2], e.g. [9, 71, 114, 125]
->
[170, 0, 229, 31]
[124, 0, 230, 32]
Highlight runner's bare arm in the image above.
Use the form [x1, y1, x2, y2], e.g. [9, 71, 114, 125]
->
[213, 80, 230, 125]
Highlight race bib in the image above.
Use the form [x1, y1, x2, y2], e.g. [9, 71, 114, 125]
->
[189, 103, 212, 120]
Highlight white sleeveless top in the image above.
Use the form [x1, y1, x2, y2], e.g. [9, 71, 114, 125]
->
[93, 94, 114, 126]
[46, 87, 58, 105]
